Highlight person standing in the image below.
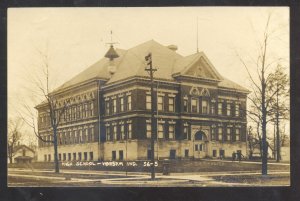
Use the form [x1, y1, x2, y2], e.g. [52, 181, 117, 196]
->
[232, 151, 236, 162]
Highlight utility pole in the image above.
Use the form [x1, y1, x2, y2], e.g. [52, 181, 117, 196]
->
[145, 53, 157, 180]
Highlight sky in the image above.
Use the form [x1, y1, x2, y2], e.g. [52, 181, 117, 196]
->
[7, 7, 289, 144]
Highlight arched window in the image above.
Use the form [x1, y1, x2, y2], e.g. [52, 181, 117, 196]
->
[194, 131, 206, 141]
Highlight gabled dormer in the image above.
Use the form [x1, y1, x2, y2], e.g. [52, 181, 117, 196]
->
[172, 52, 223, 83]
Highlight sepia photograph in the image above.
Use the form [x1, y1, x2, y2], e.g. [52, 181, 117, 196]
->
[7, 7, 290, 187]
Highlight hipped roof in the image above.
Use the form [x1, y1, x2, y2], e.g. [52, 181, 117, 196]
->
[53, 40, 249, 93]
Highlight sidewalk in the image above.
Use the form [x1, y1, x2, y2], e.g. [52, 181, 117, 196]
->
[8, 168, 290, 187]
[200, 159, 290, 166]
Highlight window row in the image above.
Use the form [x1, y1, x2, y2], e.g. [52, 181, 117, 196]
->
[211, 127, 241, 141]
[39, 126, 95, 147]
[184, 98, 240, 117]
[146, 94, 175, 112]
[39, 101, 95, 127]
[44, 151, 94, 161]
[146, 122, 189, 140]
[62, 101, 94, 122]
[105, 95, 131, 115]
[106, 123, 132, 141]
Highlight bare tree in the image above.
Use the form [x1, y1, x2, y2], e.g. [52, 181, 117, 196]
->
[19, 49, 70, 173]
[8, 118, 23, 164]
[267, 65, 289, 162]
[237, 14, 288, 175]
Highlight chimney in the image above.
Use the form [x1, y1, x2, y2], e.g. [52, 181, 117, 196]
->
[167, 45, 178, 52]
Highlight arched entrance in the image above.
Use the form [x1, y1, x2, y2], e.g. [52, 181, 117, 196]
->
[193, 130, 208, 159]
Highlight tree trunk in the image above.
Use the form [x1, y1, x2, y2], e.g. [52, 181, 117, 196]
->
[273, 123, 276, 159]
[9, 146, 13, 164]
[261, 71, 268, 175]
[53, 127, 60, 173]
[276, 83, 281, 162]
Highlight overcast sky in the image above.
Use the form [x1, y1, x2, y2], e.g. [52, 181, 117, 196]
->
[7, 7, 289, 143]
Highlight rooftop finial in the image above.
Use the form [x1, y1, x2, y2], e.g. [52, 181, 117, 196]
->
[106, 30, 119, 46]
[104, 30, 119, 61]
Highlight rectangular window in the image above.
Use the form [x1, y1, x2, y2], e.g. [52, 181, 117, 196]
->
[158, 96, 164, 111]
[183, 99, 188, 112]
[68, 153, 71, 161]
[62, 132, 66, 145]
[90, 102, 94, 116]
[211, 128, 216, 141]
[79, 129, 83, 143]
[105, 101, 110, 115]
[170, 150, 176, 159]
[120, 124, 125, 140]
[106, 126, 111, 141]
[72, 106, 76, 120]
[48, 154, 51, 162]
[227, 128, 231, 141]
[168, 124, 175, 140]
[44, 154, 47, 161]
[84, 152, 87, 161]
[195, 144, 198, 151]
[89, 152, 93, 161]
[213, 150, 217, 157]
[183, 126, 188, 140]
[191, 98, 198, 113]
[84, 128, 88, 143]
[58, 153, 62, 161]
[113, 99, 117, 114]
[76, 105, 80, 119]
[112, 151, 116, 160]
[235, 104, 240, 117]
[73, 153, 76, 161]
[185, 149, 189, 158]
[168, 97, 175, 112]
[219, 150, 225, 158]
[113, 125, 117, 140]
[83, 103, 88, 118]
[146, 95, 151, 110]
[218, 127, 223, 141]
[211, 103, 215, 115]
[218, 102, 223, 115]
[227, 103, 231, 116]
[78, 152, 82, 161]
[127, 123, 132, 139]
[158, 124, 164, 139]
[236, 128, 240, 141]
[199, 144, 203, 151]
[146, 123, 151, 139]
[68, 109, 71, 121]
[89, 127, 94, 142]
[66, 132, 70, 145]
[120, 97, 124, 112]
[202, 100, 208, 114]
[63, 153, 66, 161]
[119, 150, 124, 160]
[127, 95, 132, 110]
[74, 130, 78, 144]
[79, 105, 82, 119]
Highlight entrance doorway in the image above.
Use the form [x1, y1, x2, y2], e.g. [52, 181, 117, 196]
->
[193, 130, 208, 159]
